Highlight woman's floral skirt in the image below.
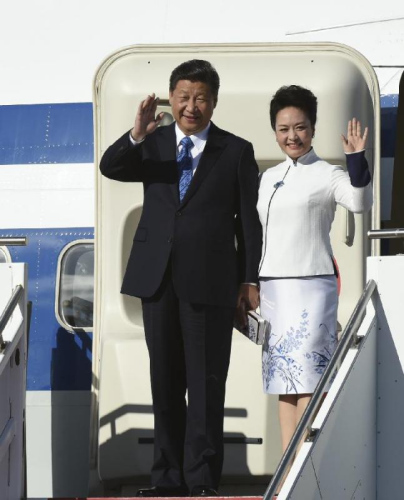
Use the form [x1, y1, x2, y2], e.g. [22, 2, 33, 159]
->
[260, 275, 338, 394]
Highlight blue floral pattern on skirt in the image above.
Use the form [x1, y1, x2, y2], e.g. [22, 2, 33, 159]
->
[260, 276, 338, 394]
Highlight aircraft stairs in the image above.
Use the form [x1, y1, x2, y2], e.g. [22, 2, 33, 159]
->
[0, 239, 28, 500]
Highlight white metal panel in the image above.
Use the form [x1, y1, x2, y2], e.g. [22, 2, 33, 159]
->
[0, 369, 11, 499]
[0, 164, 94, 229]
[367, 256, 404, 499]
[25, 392, 53, 497]
[279, 443, 322, 499]
[25, 390, 91, 498]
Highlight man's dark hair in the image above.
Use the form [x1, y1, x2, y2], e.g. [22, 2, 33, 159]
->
[169, 59, 220, 101]
[269, 85, 318, 131]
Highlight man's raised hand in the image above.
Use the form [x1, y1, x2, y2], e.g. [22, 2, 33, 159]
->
[131, 93, 165, 142]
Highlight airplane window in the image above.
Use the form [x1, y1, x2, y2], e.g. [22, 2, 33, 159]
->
[0, 247, 10, 263]
[58, 242, 94, 330]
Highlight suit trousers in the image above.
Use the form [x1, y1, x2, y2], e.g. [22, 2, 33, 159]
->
[141, 264, 235, 491]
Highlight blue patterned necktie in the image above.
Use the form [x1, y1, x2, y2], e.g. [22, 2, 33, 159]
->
[177, 136, 193, 202]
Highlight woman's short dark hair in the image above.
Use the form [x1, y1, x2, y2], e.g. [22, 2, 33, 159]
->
[269, 85, 317, 131]
[169, 59, 220, 102]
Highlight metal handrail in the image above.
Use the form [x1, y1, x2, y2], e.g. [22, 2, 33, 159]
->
[0, 285, 24, 351]
[0, 237, 27, 246]
[263, 279, 377, 499]
[368, 229, 404, 239]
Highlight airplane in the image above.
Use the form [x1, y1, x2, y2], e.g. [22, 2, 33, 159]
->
[0, 1, 403, 498]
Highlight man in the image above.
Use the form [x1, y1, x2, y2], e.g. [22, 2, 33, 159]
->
[100, 59, 262, 497]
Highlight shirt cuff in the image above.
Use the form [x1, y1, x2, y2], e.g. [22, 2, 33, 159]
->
[129, 132, 145, 146]
[345, 150, 371, 187]
[242, 282, 258, 286]
[345, 149, 365, 155]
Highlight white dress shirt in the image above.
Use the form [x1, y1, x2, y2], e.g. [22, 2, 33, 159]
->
[174, 123, 210, 174]
[129, 123, 210, 175]
[257, 148, 373, 278]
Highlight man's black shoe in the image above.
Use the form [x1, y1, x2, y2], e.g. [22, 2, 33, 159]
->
[190, 486, 218, 497]
[136, 485, 189, 497]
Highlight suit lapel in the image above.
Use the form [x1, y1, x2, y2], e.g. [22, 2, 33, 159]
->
[179, 123, 227, 207]
[156, 123, 179, 204]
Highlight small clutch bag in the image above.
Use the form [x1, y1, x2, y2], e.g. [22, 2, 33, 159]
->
[235, 310, 270, 345]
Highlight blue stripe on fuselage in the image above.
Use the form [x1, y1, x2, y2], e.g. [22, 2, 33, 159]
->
[0, 103, 93, 164]
[1, 228, 94, 391]
[0, 96, 399, 165]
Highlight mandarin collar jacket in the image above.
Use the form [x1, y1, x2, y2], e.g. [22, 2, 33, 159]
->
[257, 149, 373, 278]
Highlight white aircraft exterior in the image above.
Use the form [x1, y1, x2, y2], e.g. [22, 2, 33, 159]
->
[0, 2, 403, 498]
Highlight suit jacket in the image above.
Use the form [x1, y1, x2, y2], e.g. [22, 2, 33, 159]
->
[100, 122, 262, 307]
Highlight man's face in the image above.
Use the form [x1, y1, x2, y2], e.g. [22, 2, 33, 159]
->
[169, 80, 216, 135]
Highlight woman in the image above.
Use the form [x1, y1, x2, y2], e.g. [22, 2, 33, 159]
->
[257, 86, 373, 471]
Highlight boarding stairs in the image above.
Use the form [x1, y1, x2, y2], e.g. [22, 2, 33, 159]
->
[0, 238, 28, 500]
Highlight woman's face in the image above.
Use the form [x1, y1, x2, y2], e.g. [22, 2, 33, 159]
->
[274, 106, 314, 160]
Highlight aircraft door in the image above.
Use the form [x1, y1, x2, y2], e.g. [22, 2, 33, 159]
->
[92, 43, 379, 486]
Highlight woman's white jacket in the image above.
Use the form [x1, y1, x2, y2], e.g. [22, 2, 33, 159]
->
[257, 148, 373, 278]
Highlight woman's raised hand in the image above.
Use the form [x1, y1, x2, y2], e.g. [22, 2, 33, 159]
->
[131, 93, 165, 141]
[341, 118, 368, 153]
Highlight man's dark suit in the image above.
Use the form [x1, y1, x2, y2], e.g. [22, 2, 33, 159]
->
[100, 121, 262, 491]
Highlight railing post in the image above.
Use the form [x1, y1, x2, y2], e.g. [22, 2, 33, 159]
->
[0, 285, 24, 351]
[0, 237, 28, 246]
[368, 228, 404, 239]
